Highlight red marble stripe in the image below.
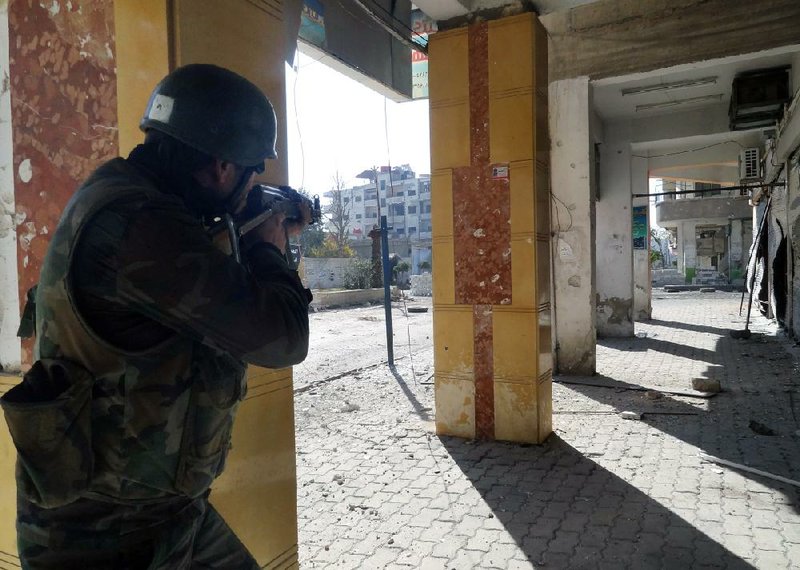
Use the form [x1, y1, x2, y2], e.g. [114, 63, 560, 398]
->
[9, 1, 119, 366]
[468, 22, 489, 165]
[452, 22, 512, 306]
[452, 164, 512, 305]
[473, 305, 494, 439]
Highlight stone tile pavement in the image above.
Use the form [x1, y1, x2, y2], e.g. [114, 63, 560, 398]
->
[294, 291, 800, 568]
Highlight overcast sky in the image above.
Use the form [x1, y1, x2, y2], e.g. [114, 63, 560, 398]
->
[285, 53, 431, 195]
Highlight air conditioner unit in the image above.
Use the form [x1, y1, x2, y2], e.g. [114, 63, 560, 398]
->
[739, 148, 760, 180]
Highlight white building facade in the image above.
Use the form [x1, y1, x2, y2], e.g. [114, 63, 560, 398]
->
[332, 166, 432, 241]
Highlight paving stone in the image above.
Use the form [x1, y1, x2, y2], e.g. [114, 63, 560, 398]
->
[754, 549, 790, 569]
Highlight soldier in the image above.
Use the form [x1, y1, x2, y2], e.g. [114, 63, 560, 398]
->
[2, 64, 312, 568]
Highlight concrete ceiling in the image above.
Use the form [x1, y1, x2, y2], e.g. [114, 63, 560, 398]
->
[412, 0, 599, 22]
[593, 46, 800, 121]
[595, 46, 800, 184]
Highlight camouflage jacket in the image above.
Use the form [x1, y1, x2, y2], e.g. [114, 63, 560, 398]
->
[13, 145, 310, 511]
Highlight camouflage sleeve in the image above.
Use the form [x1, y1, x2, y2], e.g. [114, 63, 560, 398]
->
[73, 195, 311, 368]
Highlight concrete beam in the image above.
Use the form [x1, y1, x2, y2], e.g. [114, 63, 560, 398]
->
[643, 141, 739, 170]
[656, 196, 752, 226]
[651, 166, 739, 185]
[628, 105, 730, 146]
[542, 0, 800, 81]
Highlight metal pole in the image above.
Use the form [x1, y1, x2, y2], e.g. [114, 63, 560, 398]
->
[380, 215, 394, 365]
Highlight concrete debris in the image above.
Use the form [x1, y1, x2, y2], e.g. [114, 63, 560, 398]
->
[620, 411, 641, 420]
[644, 390, 663, 400]
[410, 273, 432, 296]
[692, 377, 721, 393]
[699, 452, 800, 488]
[339, 401, 360, 413]
[749, 420, 776, 436]
[556, 377, 718, 399]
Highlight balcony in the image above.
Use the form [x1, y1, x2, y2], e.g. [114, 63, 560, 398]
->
[655, 195, 751, 226]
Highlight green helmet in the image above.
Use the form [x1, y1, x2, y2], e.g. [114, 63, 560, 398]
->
[140, 64, 277, 166]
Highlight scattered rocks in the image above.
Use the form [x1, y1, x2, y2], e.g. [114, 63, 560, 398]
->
[644, 390, 663, 400]
[332, 474, 345, 485]
[339, 401, 360, 413]
[692, 377, 721, 393]
[620, 411, 641, 420]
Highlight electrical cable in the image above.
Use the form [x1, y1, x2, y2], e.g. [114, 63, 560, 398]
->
[550, 192, 574, 233]
[345, 0, 428, 54]
[362, 0, 428, 46]
[400, 297, 418, 385]
[631, 140, 745, 160]
[383, 96, 397, 256]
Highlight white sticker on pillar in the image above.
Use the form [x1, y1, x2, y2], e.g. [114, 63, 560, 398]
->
[558, 238, 575, 261]
[491, 164, 509, 180]
[148, 94, 175, 122]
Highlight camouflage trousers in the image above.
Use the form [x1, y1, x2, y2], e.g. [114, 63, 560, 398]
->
[17, 495, 259, 570]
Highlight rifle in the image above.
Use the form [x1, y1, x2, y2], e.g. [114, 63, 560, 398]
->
[210, 184, 321, 269]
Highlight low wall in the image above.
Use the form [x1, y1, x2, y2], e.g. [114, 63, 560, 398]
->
[301, 257, 352, 290]
[310, 288, 384, 309]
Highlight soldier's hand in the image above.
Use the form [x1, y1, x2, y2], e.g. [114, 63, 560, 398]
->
[285, 202, 312, 238]
[247, 212, 288, 253]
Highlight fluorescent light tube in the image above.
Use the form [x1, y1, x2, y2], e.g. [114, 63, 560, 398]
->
[635, 93, 724, 112]
[622, 76, 718, 96]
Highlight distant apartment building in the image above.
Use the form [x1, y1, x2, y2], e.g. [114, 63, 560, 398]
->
[655, 180, 753, 285]
[321, 165, 433, 273]
[326, 165, 432, 241]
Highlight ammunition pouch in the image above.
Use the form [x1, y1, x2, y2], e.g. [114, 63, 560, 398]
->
[0, 359, 94, 507]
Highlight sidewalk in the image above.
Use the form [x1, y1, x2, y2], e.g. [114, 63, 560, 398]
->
[295, 291, 800, 569]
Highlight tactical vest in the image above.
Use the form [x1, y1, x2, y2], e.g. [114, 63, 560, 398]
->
[5, 158, 245, 507]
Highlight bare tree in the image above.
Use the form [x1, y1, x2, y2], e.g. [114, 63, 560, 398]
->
[325, 172, 352, 257]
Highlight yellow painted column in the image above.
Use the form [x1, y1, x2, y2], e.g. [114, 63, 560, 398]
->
[115, 1, 299, 567]
[429, 13, 552, 444]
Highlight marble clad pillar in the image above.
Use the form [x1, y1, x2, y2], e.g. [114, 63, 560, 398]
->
[429, 13, 552, 443]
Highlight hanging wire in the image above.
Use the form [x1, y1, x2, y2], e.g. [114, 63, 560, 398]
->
[550, 192, 574, 233]
[631, 140, 745, 160]
[383, 96, 397, 255]
[292, 50, 306, 191]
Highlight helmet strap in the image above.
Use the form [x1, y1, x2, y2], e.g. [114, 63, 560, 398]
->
[222, 166, 258, 215]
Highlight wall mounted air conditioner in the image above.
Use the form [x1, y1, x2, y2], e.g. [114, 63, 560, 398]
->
[739, 148, 760, 180]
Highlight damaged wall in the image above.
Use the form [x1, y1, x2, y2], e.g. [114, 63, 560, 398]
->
[7, 0, 118, 367]
[549, 77, 596, 374]
[767, 182, 789, 325]
[0, 3, 20, 371]
[595, 121, 633, 337]
[790, 162, 800, 339]
[631, 157, 649, 321]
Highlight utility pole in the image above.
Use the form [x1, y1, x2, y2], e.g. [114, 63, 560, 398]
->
[380, 215, 394, 365]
